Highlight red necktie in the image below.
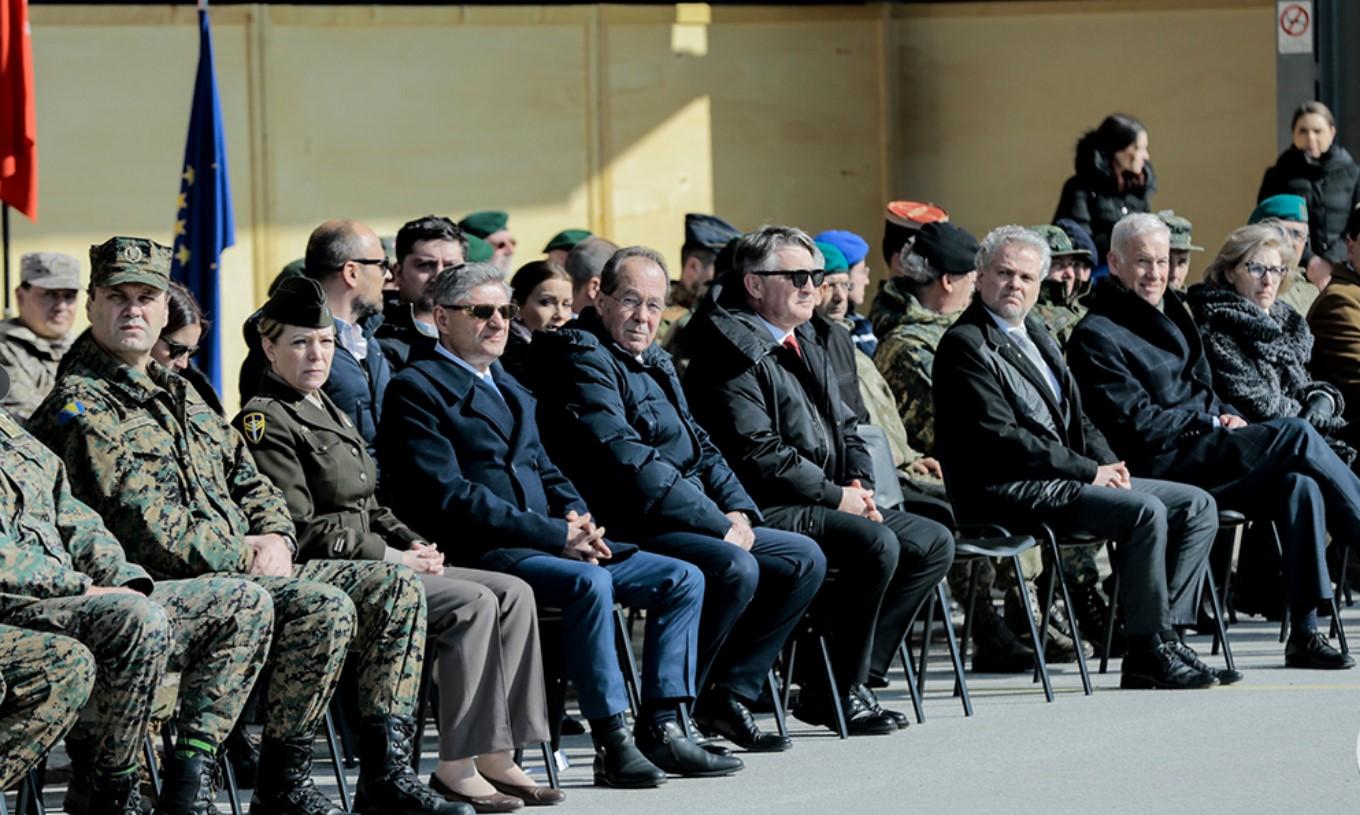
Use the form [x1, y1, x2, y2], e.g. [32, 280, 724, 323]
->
[782, 334, 802, 359]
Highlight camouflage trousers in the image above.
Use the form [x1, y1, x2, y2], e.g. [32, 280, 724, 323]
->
[245, 559, 425, 740]
[946, 544, 1103, 606]
[0, 578, 272, 771]
[0, 625, 95, 789]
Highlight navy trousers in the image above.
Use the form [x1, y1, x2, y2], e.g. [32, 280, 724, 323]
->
[644, 527, 827, 701]
[496, 550, 703, 720]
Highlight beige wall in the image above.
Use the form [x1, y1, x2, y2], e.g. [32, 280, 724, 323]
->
[16, 2, 1275, 413]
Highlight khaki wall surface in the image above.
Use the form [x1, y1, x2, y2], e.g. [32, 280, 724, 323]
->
[16, 2, 1276, 414]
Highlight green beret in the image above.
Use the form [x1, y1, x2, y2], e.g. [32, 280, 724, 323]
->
[459, 210, 509, 238]
[1028, 224, 1092, 261]
[543, 228, 592, 253]
[1157, 210, 1204, 252]
[261, 276, 333, 330]
[88, 237, 172, 291]
[815, 241, 849, 273]
[1249, 194, 1309, 225]
[269, 259, 306, 296]
[465, 234, 495, 263]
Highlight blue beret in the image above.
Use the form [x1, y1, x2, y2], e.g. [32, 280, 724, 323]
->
[813, 230, 869, 267]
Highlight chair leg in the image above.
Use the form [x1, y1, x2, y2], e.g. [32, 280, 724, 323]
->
[960, 559, 982, 670]
[613, 607, 643, 717]
[1221, 525, 1242, 625]
[1329, 595, 1349, 654]
[676, 702, 693, 739]
[411, 646, 436, 772]
[916, 593, 934, 698]
[15, 769, 43, 815]
[323, 709, 352, 812]
[815, 635, 848, 739]
[220, 748, 243, 815]
[1050, 546, 1092, 696]
[767, 670, 790, 738]
[935, 582, 972, 717]
[898, 639, 925, 724]
[1204, 568, 1236, 673]
[780, 640, 798, 713]
[540, 741, 559, 790]
[143, 732, 162, 800]
[1012, 555, 1053, 702]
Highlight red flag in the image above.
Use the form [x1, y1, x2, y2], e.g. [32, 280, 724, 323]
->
[0, 0, 36, 220]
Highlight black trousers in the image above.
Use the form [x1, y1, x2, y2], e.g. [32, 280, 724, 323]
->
[763, 504, 954, 688]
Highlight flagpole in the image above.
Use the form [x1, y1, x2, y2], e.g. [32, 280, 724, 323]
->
[2, 204, 10, 317]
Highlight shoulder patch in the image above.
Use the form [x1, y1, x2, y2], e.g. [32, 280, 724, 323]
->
[56, 400, 86, 425]
[241, 412, 267, 444]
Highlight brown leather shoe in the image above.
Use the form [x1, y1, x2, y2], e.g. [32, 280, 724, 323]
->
[487, 776, 566, 807]
[430, 773, 524, 812]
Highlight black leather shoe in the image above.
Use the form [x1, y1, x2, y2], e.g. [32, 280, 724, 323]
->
[1285, 631, 1356, 669]
[793, 690, 896, 736]
[591, 726, 666, 788]
[682, 712, 732, 756]
[852, 684, 908, 730]
[1120, 641, 1217, 690]
[634, 719, 745, 777]
[154, 751, 221, 815]
[1166, 639, 1243, 685]
[693, 688, 792, 752]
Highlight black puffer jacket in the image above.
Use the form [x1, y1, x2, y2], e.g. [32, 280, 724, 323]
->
[1258, 144, 1360, 264]
[1186, 282, 1354, 462]
[1053, 131, 1157, 260]
[682, 274, 873, 510]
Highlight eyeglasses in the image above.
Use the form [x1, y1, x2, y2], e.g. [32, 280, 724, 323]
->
[160, 338, 199, 360]
[441, 302, 519, 321]
[1242, 261, 1289, 280]
[748, 269, 827, 288]
[603, 292, 665, 317]
[350, 257, 393, 271]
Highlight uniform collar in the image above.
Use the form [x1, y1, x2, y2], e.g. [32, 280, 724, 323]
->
[64, 330, 183, 405]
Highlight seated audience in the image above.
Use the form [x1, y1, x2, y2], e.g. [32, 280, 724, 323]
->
[543, 229, 592, 267]
[0, 252, 79, 420]
[814, 229, 877, 356]
[1031, 224, 1095, 348]
[1305, 206, 1360, 426]
[1158, 211, 1203, 292]
[564, 237, 619, 317]
[869, 201, 950, 336]
[933, 224, 1225, 689]
[460, 210, 516, 272]
[29, 236, 455, 815]
[1186, 224, 1353, 464]
[0, 626, 94, 793]
[526, 246, 826, 753]
[378, 263, 742, 786]
[1069, 213, 1359, 670]
[502, 260, 573, 380]
[661, 213, 741, 349]
[1249, 194, 1321, 315]
[378, 215, 465, 371]
[153, 282, 223, 413]
[682, 225, 954, 732]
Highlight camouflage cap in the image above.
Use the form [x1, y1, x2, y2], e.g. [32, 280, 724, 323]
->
[1029, 224, 1092, 261]
[1157, 210, 1204, 252]
[88, 237, 172, 291]
[20, 252, 81, 290]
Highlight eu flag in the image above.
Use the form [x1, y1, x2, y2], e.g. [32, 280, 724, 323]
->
[170, 5, 234, 393]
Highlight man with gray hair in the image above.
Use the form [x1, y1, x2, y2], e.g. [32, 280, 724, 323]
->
[565, 236, 620, 317]
[1070, 212, 1360, 670]
[683, 225, 954, 735]
[0, 252, 80, 419]
[935, 224, 1225, 689]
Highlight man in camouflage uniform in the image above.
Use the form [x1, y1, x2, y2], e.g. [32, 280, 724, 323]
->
[0, 252, 80, 420]
[0, 380, 274, 814]
[0, 626, 95, 791]
[1159, 211, 1205, 292]
[868, 200, 950, 338]
[1030, 224, 1093, 348]
[660, 213, 741, 348]
[29, 237, 462, 815]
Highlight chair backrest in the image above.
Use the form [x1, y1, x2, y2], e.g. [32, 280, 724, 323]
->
[857, 423, 905, 510]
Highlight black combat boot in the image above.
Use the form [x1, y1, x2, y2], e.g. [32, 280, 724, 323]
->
[87, 768, 142, 815]
[250, 735, 348, 815]
[154, 750, 220, 815]
[225, 722, 261, 788]
[352, 714, 470, 815]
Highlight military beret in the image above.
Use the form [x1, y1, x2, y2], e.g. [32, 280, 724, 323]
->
[88, 237, 172, 291]
[1157, 210, 1204, 252]
[261, 276, 333, 330]
[882, 200, 949, 264]
[21, 252, 81, 290]
[1249, 194, 1309, 225]
[912, 221, 978, 276]
[814, 230, 869, 267]
[1055, 219, 1098, 264]
[684, 213, 741, 251]
[815, 241, 849, 273]
[269, 259, 306, 296]
[1028, 224, 1091, 261]
[543, 229, 592, 253]
[459, 210, 509, 238]
[465, 234, 495, 264]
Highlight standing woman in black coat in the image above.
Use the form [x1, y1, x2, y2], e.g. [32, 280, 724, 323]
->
[1054, 113, 1156, 261]
[1258, 101, 1360, 282]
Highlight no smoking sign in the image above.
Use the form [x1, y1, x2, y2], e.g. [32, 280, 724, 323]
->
[1277, 0, 1313, 55]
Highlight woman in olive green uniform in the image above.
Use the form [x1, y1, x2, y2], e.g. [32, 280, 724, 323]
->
[234, 277, 560, 812]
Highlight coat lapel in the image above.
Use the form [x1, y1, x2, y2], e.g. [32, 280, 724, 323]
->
[983, 317, 1066, 427]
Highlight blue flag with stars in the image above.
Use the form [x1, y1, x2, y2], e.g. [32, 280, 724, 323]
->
[170, 5, 234, 393]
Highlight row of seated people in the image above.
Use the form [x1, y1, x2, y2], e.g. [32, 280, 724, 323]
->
[3, 211, 1358, 815]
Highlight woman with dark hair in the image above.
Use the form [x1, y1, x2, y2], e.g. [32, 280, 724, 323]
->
[152, 281, 223, 412]
[1053, 113, 1156, 260]
[1259, 101, 1360, 277]
[502, 261, 572, 379]
[1186, 223, 1354, 463]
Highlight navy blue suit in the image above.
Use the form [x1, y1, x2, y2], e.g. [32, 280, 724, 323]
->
[378, 342, 703, 718]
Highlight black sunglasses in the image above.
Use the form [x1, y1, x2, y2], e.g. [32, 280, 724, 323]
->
[749, 269, 827, 288]
[441, 303, 520, 321]
[161, 338, 199, 360]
